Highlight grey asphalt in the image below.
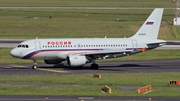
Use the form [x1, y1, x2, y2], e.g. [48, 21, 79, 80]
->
[1, 59, 180, 75]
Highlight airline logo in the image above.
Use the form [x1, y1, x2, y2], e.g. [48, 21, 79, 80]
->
[145, 21, 154, 26]
[47, 41, 72, 45]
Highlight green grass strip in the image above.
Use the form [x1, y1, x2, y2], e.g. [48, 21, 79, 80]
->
[0, 0, 174, 7]
[0, 73, 180, 96]
[0, 73, 180, 86]
[0, 85, 180, 96]
[171, 26, 180, 39]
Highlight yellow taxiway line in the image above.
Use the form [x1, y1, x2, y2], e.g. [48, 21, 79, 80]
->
[13, 66, 28, 69]
[4, 66, 69, 73]
[36, 68, 69, 73]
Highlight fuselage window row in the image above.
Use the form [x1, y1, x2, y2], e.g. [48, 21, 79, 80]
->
[42, 44, 128, 48]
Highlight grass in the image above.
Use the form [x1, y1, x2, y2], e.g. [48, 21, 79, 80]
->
[0, 0, 177, 39]
[0, 73, 179, 86]
[0, 9, 149, 38]
[172, 26, 180, 39]
[0, 0, 175, 7]
[0, 73, 180, 96]
[0, 7, 178, 39]
[0, 85, 180, 96]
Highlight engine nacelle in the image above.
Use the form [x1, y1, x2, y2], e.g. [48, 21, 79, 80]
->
[44, 59, 62, 64]
[66, 55, 87, 67]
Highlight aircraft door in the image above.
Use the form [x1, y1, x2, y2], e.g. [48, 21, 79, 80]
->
[35, 41, 41, 51]
[131, 40, 138, 50]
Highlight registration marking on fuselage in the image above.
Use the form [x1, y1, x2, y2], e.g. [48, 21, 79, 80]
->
[36, 68, 70, 73]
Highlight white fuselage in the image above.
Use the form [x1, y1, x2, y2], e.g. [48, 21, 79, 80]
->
[10, 38, 148, 60]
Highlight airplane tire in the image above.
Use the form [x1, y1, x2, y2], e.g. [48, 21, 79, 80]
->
[91, 64, 99, 69]
[75, 66, 83, 69]
[32, 65, 37, 69]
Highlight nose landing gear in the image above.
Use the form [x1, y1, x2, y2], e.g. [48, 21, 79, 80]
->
[32, 60, 37, 69]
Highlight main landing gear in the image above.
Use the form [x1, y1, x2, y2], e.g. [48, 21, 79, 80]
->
[90, 59, 99, 69]
[91, 63, 99, 69]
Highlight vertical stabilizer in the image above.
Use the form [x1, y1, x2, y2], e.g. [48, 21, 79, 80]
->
[131, 8, 164, 39]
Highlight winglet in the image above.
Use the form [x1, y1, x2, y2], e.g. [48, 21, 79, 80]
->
[131, 8, 164, 39]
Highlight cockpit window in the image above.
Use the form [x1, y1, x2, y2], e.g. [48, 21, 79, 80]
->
[17, 44, 29, 48]
[26, 45, 29, 48]
[17, 45, 22, 47]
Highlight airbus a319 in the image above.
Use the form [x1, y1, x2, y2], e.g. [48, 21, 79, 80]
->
[10, 8, 166, 69]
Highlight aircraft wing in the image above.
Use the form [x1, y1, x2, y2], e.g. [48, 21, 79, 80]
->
[72, 49, 142, 59]
[79, 49, 136, 56]
[84, 50, 132, 55]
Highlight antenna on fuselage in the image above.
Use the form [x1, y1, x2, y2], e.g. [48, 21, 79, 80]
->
[36, 37, 38, 39]
[104, 36, 107, 38]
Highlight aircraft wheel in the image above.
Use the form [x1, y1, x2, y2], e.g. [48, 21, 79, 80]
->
[91, 64, 99, 69]
[32, 65, 37, 69]
[32, 60, 37, 69]
[76, 66, 83, 69]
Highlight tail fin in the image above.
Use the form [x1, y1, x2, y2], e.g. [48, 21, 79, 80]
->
[131, 8, 164, 39]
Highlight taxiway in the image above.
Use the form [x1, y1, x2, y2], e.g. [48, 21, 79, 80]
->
[1, 59, 180, 75]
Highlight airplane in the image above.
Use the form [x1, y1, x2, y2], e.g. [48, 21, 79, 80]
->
[10, 8, 166, 69]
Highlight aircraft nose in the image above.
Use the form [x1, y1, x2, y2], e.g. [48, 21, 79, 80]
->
[10, 49, 21, 58]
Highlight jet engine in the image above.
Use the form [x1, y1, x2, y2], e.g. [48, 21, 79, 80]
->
[66, 55, 87, 67]
[44, 59, 62, 64]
